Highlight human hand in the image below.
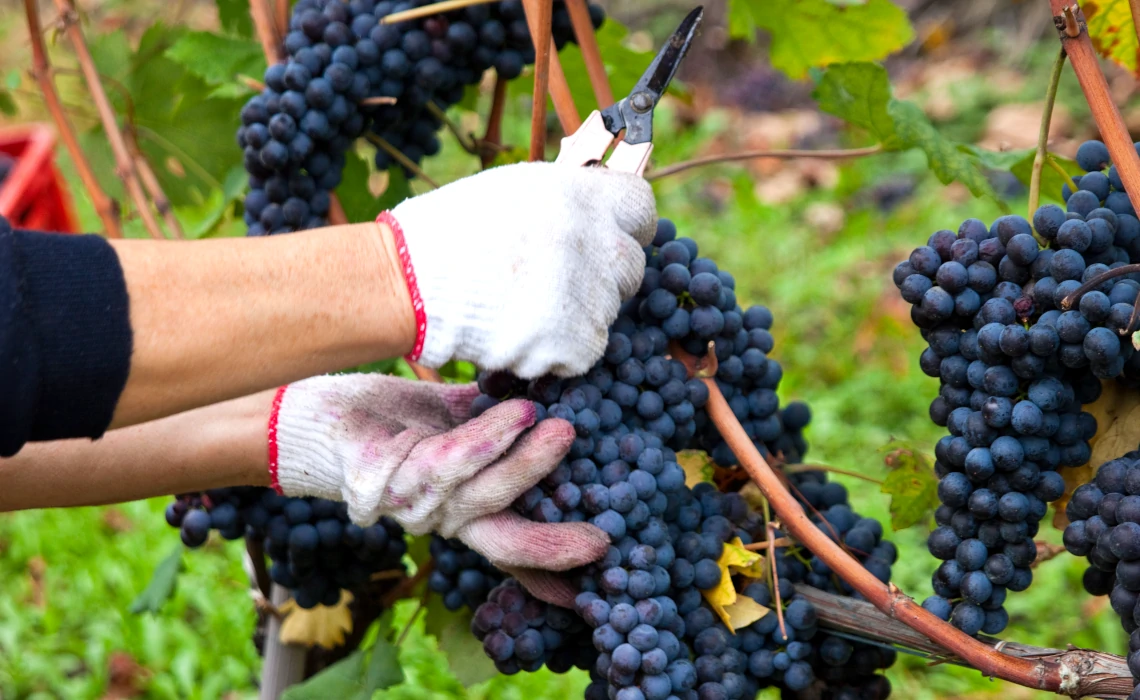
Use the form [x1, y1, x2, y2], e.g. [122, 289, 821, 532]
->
[270, 373, 607, 602]
[382, 161, 657, 379]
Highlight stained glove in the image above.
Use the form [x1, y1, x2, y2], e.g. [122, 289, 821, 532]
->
[382, 161, 657, 379]
[270, 373, 608, 591]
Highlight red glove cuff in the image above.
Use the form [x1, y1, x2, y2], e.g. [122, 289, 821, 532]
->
[267, 384, 289, 495]
[376, 211, 427, 363]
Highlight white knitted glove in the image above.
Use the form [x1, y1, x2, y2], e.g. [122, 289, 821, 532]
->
[382, 161, 657, 378]
[269, 373, 608, 578]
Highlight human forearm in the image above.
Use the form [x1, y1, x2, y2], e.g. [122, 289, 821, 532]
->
[0, 390, 274, 511]
[110, 221, 414, 428]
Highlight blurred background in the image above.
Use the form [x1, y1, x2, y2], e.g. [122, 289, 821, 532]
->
[0, 0, 1130, 698]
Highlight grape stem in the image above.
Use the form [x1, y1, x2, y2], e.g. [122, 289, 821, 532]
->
[783, 463, 884, 485]
[1049, 0, 1140, 217]
[796, 583, 1135, 697]
[765, 519, 788, 638]
[366, 133, 442, 189]
[699, 376, 1075, 694]
[380, 0, 503, 25]
[645, 145, 883, 181]
[1028, 47, 1067, 230]
[1057, 263, 1140, 311]
[1046, 154, 1079, 194]
[52, 0, 166, 239]
[426, 100, 479, 155]
[742, 536, 793, 551]
[244, 536, 272, 598]
[22, 0, 121, 236]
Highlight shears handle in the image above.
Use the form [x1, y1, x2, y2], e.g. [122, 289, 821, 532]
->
[554, 110, 653, 176]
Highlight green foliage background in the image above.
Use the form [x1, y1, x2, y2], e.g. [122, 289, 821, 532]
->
[0, 0, 1132, 698]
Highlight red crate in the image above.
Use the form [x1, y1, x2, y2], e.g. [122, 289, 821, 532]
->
[0, 124, 79, 233]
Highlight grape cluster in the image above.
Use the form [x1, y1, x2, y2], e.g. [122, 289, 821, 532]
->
[168, 0, 608, 611]
[473, 578, 597, 675]
[470, 219, 896, 699]
[1062, 452, 1140, 700]
[166, 488, 406, 608]
[1063, 452, 1140, 613]
[238, 0, 602, 235]
[894, 138, 1140, 635]
[428, 535, 506, 611]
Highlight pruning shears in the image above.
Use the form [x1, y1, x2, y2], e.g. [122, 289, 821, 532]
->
[555, 6, 704, 176]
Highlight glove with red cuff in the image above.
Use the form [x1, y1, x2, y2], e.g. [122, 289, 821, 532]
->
[268, 372, 607, 606]
[381, 161, 657, 379]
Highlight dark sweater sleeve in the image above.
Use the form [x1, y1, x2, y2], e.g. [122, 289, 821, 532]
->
[0, 218, 132, 457]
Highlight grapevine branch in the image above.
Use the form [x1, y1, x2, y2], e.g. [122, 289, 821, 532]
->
[645, 145, 883, 181]
[250, 0, 284, 64]
[565, 0, 613, 107]
[52, 0, 165, 239]
[22, 0, 121, 237]
[1049, 1, 1140, 215]
[526, 0, 553, 161]
[521, 0, 581, 134]
[699, 378, 1085, 694]
[481, 76, 508, 167]
[128, 133, 184, 238]
[797, 585, 1135, 699]
[275, 0, 289, 40]
[1028, 47, 1067, 224]
[1131, 0, 1140, 50]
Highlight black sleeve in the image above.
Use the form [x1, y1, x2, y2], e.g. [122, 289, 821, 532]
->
[0, 217, 132, 457]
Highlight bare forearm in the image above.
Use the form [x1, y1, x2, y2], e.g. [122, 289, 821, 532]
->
[110, 221, 414, 428]
[0, 391, 274, 511]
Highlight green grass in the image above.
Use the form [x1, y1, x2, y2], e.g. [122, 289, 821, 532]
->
[2, 44, 1130, 699]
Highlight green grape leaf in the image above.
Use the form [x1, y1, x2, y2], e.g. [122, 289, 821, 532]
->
[282, 614, 402, 700]
[216, 0, 255, 38]
[129, 544, 183, 614]
[812, 62, 900, 149]
[165, 31, 266, 87]
[438, 360, 476, 383]
[334, 150, 376, 222]
[1010, 151, 1083, 204]
[879, 442, 939, 531]
[424, 596, 497, 687]
[887, 99, 998, 202]
[406, 533, 432, 569]
[0, 89, 16, 116]
[1085, 0, 1140, 76]
[85, 24, 247, 208]
[728, 0, 913, 79]
[489, 145, 528, 168]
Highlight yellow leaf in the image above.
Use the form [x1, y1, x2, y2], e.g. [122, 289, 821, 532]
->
[1054, 381, 1140, 528]
[721, 595, 770, 631]
[701, 538, 767, 630]
[278, 590, 354, 649]
[722, 538, 762, 570]
[678, 450, 715, 487]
